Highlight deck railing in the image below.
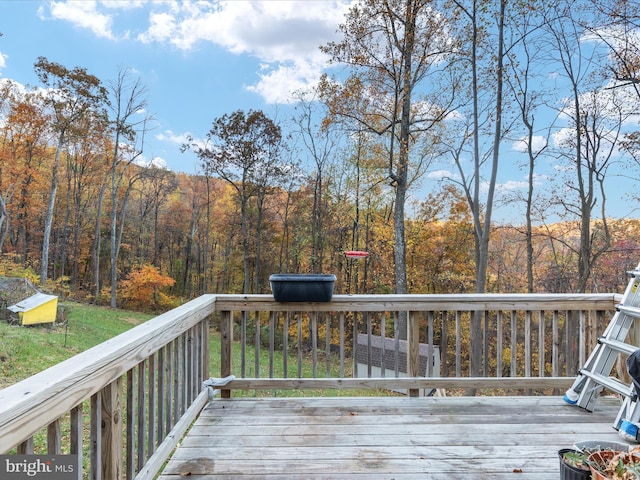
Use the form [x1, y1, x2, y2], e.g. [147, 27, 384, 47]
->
[0, 292, 623, 479]
[215, 293, 623, 396]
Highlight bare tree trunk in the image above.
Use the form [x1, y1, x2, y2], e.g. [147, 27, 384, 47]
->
[0, 191, 7, 253]
[93, 181, 106, 303]
[40, 135, 64, 286]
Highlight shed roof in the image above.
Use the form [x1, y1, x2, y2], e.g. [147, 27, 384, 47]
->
[8, 293, 58, 313]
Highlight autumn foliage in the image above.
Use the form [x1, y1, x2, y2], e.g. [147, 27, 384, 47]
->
[119, 265, 176, 312]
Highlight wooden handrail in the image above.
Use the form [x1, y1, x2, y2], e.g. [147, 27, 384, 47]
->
[213, 293, 621, 311]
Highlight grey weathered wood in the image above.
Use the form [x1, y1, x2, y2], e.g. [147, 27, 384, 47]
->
[90, 392, 101, 480]
[213, 293, 618, 312]
[134, 389, 209, 480]
[101, 378, 122, 480]
[70, 405, 83, 480]
[126, 369, 135, 480]
[220, 310, 232, 399]
[157, 395, 623, 479]
[218, 376, 574, 390]
[47, 418, 61, 454]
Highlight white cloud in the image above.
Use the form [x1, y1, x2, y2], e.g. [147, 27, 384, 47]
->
[134, 155, 168, 170]
[495, 180, 529, 192]
[156, 129, 191, 146]
[428, 169, 459, 181]
[0, 51, 6, 71]
[512, 135, 547, 154]
[246, 60, 325, 105]
[39, 1, 121, 40]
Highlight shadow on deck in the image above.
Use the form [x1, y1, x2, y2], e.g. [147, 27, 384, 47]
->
[158, 395, 624, 480]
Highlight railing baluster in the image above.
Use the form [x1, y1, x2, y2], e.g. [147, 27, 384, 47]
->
[483, 310, 489, 377]
[91, 392, 101, 480]
[165, 342, 173, 429]
[553, 311, 560, 378]
[254, 311, 260, 378]
[525, 311, 532, 378]
[325, 313, 331, 377]
[173, 337, 181, 418]
[408, 311, 419, 397]
[440, 311, 448, 378]
[270, 311, 276, 378]
[47, 419, 61, 454]
[101, 378, 122, 480]
[538, 311, 545, 377]
[70, 405, 82, 480]
[393, 313, 399, 378]
[17, 438, 33, 454]
[339, 312, 345, 378]
[158, 347, 165, 441]
[311, 312, 318, 378]
[565, 310, 574, 375]
[181, 333, 187, 414]
[355, 312, 361, 378]
[126, 369, 135, 480]
[510, 311, 517, 377]
[579, 310, 587, 367]
[149, 353, 156, 456]
[366, 312, 372, 378]
[496, 311, 503, 378]
[220, 310, 232, 398]
[380, 312, 386, 378]
[428, 311, 434, 378]
[241, 311, 247, 378]
[297, 313, 303, 378]
[137, 362, 146, 471]
[283, 312, 289, 378]
[455, 312, 461, 377]
[203, 316, 210, 385]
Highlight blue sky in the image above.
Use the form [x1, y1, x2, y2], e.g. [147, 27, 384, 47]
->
[1, 1, 640, 223]
[0, 0, 350, 173]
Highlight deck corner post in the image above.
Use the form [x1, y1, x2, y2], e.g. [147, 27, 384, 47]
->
[221, 310, 233, 398]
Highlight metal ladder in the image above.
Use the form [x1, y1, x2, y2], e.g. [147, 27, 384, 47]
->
[564, 262, 640, 431]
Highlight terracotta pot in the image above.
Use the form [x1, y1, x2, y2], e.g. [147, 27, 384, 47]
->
[588, 450, 618, 480]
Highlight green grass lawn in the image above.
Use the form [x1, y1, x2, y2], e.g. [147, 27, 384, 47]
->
[0, 301, 152, 388]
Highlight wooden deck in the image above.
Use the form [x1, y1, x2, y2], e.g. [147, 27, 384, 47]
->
[158, 395, 626, 479]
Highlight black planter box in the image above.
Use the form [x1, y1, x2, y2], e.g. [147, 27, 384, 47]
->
[269, 274, 336, 302]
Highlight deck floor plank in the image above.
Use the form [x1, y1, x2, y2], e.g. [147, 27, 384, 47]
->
[157, 395, 624, 479]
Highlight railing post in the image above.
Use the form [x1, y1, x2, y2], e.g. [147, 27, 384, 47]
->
[203, 316, 210, 384]
[407, 311, 419, 397]
[101, 377, 123, 480]
[221, 310, 233, 398]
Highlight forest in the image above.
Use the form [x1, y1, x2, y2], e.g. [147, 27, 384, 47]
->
[2, 0, 640, 312]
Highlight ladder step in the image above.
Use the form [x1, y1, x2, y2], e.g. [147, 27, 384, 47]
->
[579, 370, 633, 397]
[598, 337, 638, 356]
[616, 304, 640, 319]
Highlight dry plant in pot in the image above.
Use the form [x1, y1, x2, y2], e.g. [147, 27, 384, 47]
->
[559, 448, 591, 479]
[588, 446, 640, 479]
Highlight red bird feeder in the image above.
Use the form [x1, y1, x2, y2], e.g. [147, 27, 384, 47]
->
[344, 250, 369, 259]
